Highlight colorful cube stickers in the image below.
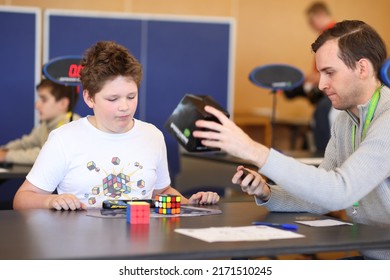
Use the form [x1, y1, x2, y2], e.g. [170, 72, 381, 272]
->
[126, 202, 150, 224]
[154, 194, 181, 215]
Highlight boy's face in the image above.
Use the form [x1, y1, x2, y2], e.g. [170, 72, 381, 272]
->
[35, 86, 69, 122]
[84, 76, 138, 133]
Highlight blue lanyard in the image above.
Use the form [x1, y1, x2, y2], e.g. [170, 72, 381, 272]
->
[351, 85, 382, 210]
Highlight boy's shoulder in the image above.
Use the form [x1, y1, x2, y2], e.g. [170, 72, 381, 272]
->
[50, 117, 89, 135]
[134, 119, 164, 137]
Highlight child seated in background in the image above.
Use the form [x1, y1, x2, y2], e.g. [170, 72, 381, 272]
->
[13, 41, 219, 210]
[0, 79, 79, 164]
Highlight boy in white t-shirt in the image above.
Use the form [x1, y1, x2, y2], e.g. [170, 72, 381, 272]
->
[13, 41, 219, 210]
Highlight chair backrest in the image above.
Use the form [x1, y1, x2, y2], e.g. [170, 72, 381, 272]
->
[249, 64, 304, 91]
[380, 58, 390, 87]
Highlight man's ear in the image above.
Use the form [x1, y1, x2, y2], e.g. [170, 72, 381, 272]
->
[357, 58, 371, 79]
[83, 90, 94, 109]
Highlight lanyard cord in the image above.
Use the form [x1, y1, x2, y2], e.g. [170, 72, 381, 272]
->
[351, 84, 383, 209]
[351, 86, 382, 150]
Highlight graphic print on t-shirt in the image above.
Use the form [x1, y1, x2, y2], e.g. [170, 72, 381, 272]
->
[84, 156, 146, 206]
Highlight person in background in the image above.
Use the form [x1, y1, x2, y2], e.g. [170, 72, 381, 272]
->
[284, 1, 338, 155]
[194, 20, 390, 259]
[0, 79, 79, 164]
[13, 41, 219, 210]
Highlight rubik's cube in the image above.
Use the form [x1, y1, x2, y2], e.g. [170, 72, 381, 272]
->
[126, 202, 150, 224]
[154, 194, 181, 214]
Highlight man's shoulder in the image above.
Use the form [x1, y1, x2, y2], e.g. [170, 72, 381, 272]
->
[379, 86, 390, 110]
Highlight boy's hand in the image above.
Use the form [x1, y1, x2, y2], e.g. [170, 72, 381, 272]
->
[48, 194, 87, 211]
[188, 191, 220, 205]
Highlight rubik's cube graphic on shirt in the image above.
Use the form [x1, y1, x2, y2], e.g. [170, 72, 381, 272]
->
[154, 194, 181, 214]
[102, 173, 131, 198]
[126, 201, 150, 224]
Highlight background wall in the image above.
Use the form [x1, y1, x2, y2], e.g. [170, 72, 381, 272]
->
[2, 0, 390, 127]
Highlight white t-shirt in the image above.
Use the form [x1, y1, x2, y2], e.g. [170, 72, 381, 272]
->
[26, 117, 171, 208]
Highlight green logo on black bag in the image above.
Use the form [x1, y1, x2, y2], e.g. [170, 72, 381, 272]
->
[183, 128, 191, 138]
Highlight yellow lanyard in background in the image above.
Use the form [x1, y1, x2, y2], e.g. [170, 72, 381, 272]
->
[56, 112, 73, 128]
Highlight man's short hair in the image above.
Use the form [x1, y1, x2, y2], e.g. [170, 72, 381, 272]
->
[311, 20, 387, 79]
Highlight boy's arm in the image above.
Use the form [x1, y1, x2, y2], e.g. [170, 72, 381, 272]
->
[13, 179, 86, 210]
[5, 126, 42, 150]
[3, 126, 44, 164]
[4, 147, 40, 164]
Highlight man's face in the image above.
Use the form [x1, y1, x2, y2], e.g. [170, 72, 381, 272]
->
[84, 76, 138, 134]
[316, 39, 363, 113]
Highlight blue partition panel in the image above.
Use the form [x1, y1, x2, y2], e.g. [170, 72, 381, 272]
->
[144, 20, 231, 178]
[0, 8, 39, 144]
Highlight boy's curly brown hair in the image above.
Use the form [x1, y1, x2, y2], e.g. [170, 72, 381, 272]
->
[80, 41, 142, 99]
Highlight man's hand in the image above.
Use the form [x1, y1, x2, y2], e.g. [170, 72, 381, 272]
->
[232, 165, 271, 201]
[193, 106, 269, 168]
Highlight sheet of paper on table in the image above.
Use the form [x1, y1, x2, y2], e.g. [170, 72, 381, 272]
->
[0, 168, 8, 173]
[175, 225, 305, 243]
[296, 219, 352, 227]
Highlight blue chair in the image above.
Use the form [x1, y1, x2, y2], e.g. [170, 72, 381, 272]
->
[380, 58, 390, 87]
[249, 64, 304, 91]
